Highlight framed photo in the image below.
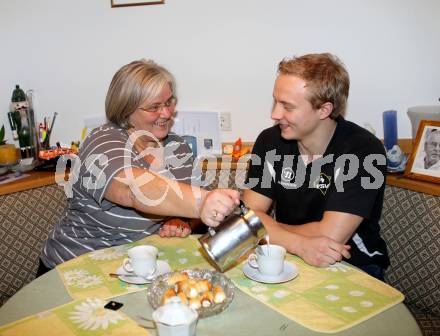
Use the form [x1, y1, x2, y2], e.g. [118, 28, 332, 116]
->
[404, 120, 440, 183]
[111, 0, 164, 7]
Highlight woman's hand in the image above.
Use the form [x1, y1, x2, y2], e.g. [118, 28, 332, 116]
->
[159, 218, 191, 238]
[200, 189, 240, 227]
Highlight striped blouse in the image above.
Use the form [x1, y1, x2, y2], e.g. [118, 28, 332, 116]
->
[41, 123, 198, 268]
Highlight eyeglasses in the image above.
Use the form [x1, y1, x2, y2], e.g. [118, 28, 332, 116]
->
[138, 97, 177, 113]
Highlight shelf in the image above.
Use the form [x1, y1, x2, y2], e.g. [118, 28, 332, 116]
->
[200, 155, 250, 170]
[386, 173, 440, 196]
[0, 171, 57, 196]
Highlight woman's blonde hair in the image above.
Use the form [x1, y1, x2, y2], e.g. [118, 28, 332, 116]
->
[278, 53, 349, 119]
[105, 59, 176, 128]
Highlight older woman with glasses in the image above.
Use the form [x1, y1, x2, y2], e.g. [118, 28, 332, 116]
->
[37, 59, 239, 275]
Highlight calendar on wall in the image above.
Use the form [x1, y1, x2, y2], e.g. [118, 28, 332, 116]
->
[171, 111, 222, 157]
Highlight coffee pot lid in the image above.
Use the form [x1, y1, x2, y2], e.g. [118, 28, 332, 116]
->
[152, 296, 198, 326]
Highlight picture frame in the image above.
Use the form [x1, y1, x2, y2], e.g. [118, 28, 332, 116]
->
[111, 0, 164, 8]
[404, 120, 440, 183]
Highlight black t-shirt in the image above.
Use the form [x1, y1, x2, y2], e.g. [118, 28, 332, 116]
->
[247, 117, 390, 268]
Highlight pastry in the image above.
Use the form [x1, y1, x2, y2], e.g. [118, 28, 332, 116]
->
[175, 279, 196, 293]
[161, 288, 177, 305]
[213, 286, 226, 304]
[161, 271, 227, 310]
[200, 291, 214, 308]
[177, 291, 188, 305]
[167, 272, 189, 286]
[188, 296, 202, 310]
[174, 279, 187, 293]
[183, 282, 199, 299]
[195, 279, 212, 293]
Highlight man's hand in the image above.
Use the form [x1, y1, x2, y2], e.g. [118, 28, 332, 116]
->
[296, 236, 351, 267]
[159, 218, 191, 238]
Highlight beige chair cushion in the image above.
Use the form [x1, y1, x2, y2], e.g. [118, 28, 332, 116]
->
[381, 185, 440, 317]
[0, 185, 67, 306]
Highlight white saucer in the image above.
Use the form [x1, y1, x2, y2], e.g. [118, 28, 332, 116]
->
[116, 260, 171, 285]
[243, 261, 299, 284]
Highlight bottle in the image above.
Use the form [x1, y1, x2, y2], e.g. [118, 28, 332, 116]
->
[25, 89, 39, 159]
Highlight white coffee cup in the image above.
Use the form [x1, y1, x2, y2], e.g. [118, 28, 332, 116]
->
[248, 244, 286, 276]
[123, 245, 158, 278]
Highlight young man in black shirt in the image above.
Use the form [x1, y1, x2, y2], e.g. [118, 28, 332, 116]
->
[243, 53, 389, 280]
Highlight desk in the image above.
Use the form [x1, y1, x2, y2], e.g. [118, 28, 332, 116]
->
[0, 237, 422, 336]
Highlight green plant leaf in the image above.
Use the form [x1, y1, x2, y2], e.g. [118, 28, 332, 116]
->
[0, 125, 5, 145]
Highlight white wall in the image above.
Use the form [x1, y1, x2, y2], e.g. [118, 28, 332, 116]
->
[1, 0, 439, 146]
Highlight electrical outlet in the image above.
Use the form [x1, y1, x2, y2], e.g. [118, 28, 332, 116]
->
[220, 112, 232, 131]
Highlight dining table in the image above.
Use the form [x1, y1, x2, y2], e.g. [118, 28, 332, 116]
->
[0, 235, 422, 336]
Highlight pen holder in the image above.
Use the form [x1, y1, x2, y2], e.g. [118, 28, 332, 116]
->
[39, 112, 58, 150]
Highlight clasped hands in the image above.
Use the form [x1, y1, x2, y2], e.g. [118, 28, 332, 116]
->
[298, 235, 351, 267]
[159, 218, 191, 238]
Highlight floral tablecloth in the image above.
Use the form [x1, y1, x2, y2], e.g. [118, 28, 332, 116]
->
[56, 235, 211, 300]
[0, 298, 148, 336]
[226, 257, 404, 333]
[2, 235, 404, 334]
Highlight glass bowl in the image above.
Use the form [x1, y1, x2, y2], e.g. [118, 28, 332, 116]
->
[147, 268, 235, 318]
[0, 165, 9, 175]
[11, 160, 36, 173]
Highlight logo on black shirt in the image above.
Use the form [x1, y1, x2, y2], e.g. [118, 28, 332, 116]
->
[313, 172, 332, 195]
[281, 167, 295, 182]
[279, 166, 298, 188]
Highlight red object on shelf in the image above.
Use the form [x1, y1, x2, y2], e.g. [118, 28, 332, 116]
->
[39, 147, 76, 160]
[232, 138, 242, 161]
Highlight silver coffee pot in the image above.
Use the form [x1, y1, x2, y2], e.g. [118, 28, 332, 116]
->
[198, 201, 266, 272]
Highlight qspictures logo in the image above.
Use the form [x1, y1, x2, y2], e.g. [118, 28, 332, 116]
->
[55, 134, 386, 205]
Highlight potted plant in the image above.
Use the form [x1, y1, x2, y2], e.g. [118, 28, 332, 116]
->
[0, 125, 20, 166]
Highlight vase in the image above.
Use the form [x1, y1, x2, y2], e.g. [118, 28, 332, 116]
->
[0, 144, 20, 165]
[407, 105, 440, 140]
